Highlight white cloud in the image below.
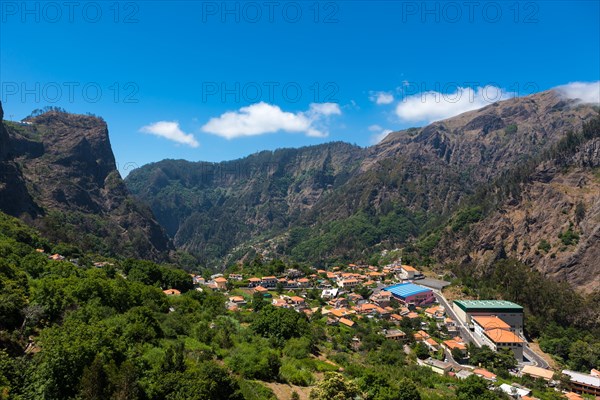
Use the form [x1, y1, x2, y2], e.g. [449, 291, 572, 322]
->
[369, 125, 393, 144]
[139, 121, 199, 148]
[395, 86, 513, 123]
[308, 102, 342, 116]
[201, 102, 341, 139]
[554, 81, 600, 104]
[369, 91, 394, 105]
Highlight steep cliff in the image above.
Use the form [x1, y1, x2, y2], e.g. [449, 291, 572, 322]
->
[0, 104, 172, 260]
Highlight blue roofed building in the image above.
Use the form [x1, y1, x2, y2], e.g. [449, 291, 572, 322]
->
[383, 283, 435, 306]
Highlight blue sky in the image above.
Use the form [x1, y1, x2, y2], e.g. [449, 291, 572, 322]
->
[1, 1, 599, 175]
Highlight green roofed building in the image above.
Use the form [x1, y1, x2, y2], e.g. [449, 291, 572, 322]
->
[453, 300, 524, 334]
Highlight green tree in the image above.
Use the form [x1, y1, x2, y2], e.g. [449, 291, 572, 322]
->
[252, 306, 310, 346]
[310, 372, 361, 400]
[79, 356, 108, 400]
[396, 379, 421, 400]
[455, 375, 498, 400]
[414, 342, 430, 360]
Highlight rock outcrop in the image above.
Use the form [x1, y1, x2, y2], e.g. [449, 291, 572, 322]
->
[0, 104, 172, 260]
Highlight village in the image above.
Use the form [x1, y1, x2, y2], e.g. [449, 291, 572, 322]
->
[183, 261, 600, 400]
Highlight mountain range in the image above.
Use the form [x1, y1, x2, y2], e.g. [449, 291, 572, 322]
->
[1, 91, 598, 291]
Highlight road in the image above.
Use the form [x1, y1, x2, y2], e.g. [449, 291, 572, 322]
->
[433, 290, 549, 369]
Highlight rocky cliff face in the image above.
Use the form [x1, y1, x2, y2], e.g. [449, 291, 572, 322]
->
[437, 135, 600, 292]
[297, 92, 596, 236]
[0, 104, 172, 260]
[0, 103, 42, 218]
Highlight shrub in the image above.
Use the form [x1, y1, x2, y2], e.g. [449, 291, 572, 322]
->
[537, 240, 551, 253]
[504, 124, 518, 134]
[558, 227, 579, 246]
[280, 358, 315, 386]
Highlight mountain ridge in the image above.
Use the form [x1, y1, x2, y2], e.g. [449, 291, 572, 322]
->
[126, 90, 600, 292]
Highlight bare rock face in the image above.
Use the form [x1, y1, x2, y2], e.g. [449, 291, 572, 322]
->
[0, 103, 172, 260]
[437, 137, 600, 293]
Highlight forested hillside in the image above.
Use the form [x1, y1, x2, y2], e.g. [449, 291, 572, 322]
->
[3, 209, 597, 400]
[126, 142, 364, 263]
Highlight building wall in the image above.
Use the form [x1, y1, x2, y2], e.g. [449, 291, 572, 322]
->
[404, 291, 435, 306]
[469, 311, 523, 334]
[496, 343, 523, 362]
[453, 307, 524, 334]
[473, 323, 524, 361]
[453, 304, 469, 324]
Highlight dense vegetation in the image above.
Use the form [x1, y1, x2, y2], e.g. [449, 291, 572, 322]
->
[0, 210, 511, 400]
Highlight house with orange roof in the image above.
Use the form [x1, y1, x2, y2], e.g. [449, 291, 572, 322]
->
[472, 315, 512, 332]
[328, 298, 348, 309]
[367, 271, 383, 280]
[298, 277, 310, 288]
[425, 305, 445, 320]
[398, 265, 419, 280]
[163, 289, 181, 296]
[406, 312, 419, 319]
[414, 330, 430, 341]
[424, 338, 440, 351]
[348, 293, 364, 303]
[375, 306, 391, 318]
[248, 277, 261, 287]
[214, 276, 228, 290]
[290, 296, 306, 305]
[564, 392, 583, 400]
[330, 308, 353, 318]
[445, 317, 457, 328]
[355, 303, 378, 314]
[261, 276, 277, 288]
[272, 298, 288, 308]
[286, 280, 298, 288]
[229, 296, 246, 304]
[390, 314, 403, 324]
[473, 368, 497, 381]
[254, 285, 268, 294]
[338, 279, 359, 289]
[443, 339, 466, 355]
[370, 291, 392, 307]
[481, 329, 525, 361]
[339, 317, 355, 327]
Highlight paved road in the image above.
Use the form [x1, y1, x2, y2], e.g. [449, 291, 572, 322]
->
[433, 291, 476, 346]
[433, 290, 549, 369]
